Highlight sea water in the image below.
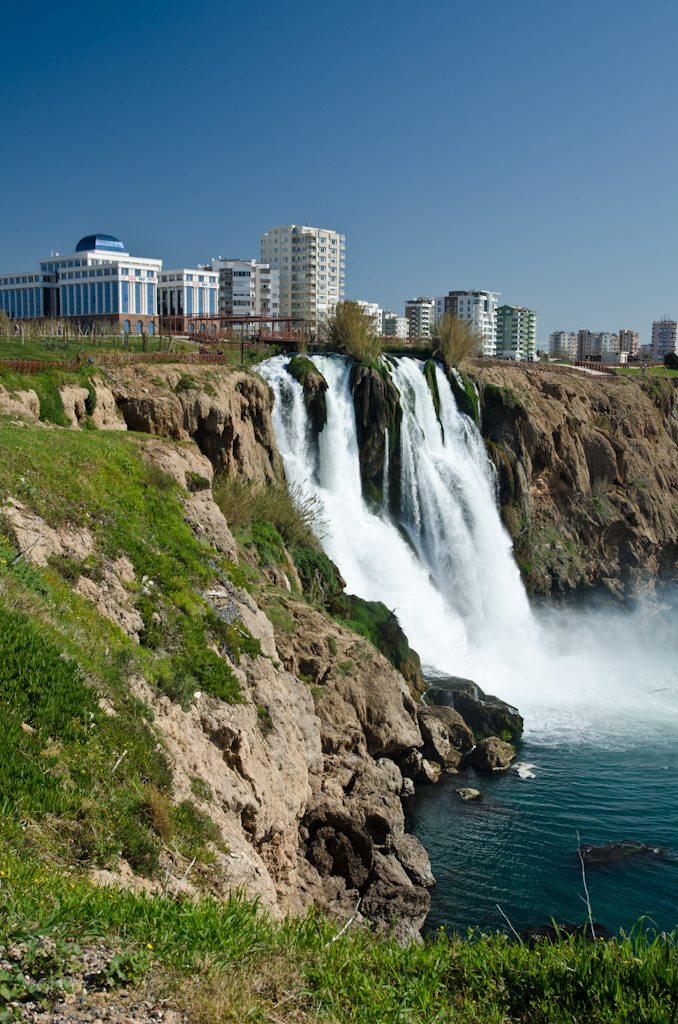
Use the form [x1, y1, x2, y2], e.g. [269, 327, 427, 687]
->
[259, 353, 678, 935]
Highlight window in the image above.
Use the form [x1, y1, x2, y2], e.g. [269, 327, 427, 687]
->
[75, 272, 80, 279]
[41, 264, 47, 271]
[75, 260, 80, 267]
[198, 275, 204, 283]
[169, 275, 175, 281]
[68, 273, 74, 279]
[198, 289, 204, 315]
[68, 261, 74, 268]
[98, 282, 103, 312]
[186, 274, 193, 282]
[147, 283, 153, 316]
[121, 281, 129, 314]
[135, 269, 141, 277]
[186, 287, 193, 315]
[96, 270, 103, 277]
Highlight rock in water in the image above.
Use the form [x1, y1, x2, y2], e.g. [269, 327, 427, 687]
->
[466, 736, 515, 771]
[417, 706, 474, 768]
[456, 788, 481, 801]
[580, 840, 673, 865]
[425, 676, 523, 741]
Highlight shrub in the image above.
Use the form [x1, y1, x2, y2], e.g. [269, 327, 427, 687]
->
[186, 472, 210, 492]
[327, 300, 382, 363]
[432, 313, 484, 370]
[213, 477, 325, 548]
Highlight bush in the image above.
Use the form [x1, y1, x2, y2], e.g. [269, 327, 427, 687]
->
[664, 352, 678, 370]
[327, 300, 382, 363]
[213, 477, 325, 548]
[432, 313, 484, 370]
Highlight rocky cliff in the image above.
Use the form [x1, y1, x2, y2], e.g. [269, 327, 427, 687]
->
[474, 366, 678, 601]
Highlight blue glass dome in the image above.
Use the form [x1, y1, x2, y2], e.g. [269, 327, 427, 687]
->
[75, 234, 125, 253]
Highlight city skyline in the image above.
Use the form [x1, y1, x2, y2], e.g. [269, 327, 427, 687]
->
[2, 0, 678, 347]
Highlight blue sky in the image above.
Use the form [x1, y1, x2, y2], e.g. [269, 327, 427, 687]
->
[2, 0, 677, 346]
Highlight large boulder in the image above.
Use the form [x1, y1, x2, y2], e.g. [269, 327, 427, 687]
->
[286, 355, 328, 433]
[417, 706, 474, 767]
[466, 736, 515, 771]
[397, 748, 442, 784]
[385, 831, 435, 887]
[426, 676, 523, 741]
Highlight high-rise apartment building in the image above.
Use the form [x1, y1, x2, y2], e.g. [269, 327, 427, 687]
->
[355, 300, 383, 335]
[652, 319, 677, 361]
[260, 225, 345, 319]
[549, 331, 577, 360]
[211, 259, 279, 317]
[439, 290, 500, 357]
[382, 310, 409, 340]
[495, 305, 537, 360]
[405, 297, 436, 340]
[619, 330, 639, 356]
[576, 330, 619, 360]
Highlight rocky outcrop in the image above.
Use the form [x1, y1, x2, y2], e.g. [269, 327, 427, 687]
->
[0, 383, 41, 421]
[466, 736, 516, 771]
[417, 706, 474, 768]
[286, 355, 328, 433]
[1, 497, 94, 566]
[350, 363, 401, 505]
[476, 366, 678, 601]
[104, 364, 282, 483]
[426, 676, 524, 742]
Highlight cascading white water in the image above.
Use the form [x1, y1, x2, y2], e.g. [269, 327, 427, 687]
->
[259, 352, 678, 739]
[259, 353, 532, 679]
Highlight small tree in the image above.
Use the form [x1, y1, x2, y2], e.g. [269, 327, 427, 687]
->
[431, 313, 484, 371]
[327, 300, 382, 363]
[664, 351, 678, 370]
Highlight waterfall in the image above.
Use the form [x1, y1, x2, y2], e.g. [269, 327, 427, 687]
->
[259, 353, 534, 685]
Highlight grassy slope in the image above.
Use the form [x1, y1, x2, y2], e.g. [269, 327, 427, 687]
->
[0, 412, 676, 1022]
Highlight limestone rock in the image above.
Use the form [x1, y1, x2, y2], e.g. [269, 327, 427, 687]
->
[92, 385, 127, 430]
[417, 705, 474, 767]
[386, 831, 435, 887]
[456, 788, 481, 801]
[360, 881, 431, 945]
[466, 736, 515, 771]
[371, 850, 413, 888]
[1, 498, 94, 566]
[0, 383, 40, 421]
[106, 364, 282, 483]
[74, 557, 144, 640]
[59, 385, 91, 428]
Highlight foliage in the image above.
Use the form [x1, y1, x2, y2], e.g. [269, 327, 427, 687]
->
[186, 471, 210, 491]
[213, 476, 325, 548]
[431, 312, 484, 370]
[664, 351, 678, 370]
[326, 300, 382, 363]
[0, 859, 676, 1023]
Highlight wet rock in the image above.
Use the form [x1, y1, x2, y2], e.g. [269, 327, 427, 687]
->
[466, 736, 515, 771]
[456, 788, 481, 801]
[425, 677, 523, 741]
[286, 355, 328, 433]
[580, 839, 673, 866]
[417, 706, 474, 767]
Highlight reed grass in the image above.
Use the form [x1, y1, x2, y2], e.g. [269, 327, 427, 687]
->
[213, 476, 326, 548]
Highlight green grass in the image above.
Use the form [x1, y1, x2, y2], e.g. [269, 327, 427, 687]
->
[0, 854, 676, 1022]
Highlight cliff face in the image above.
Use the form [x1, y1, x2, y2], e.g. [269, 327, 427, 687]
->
[475, 366, 678, 601]
[103, 363, 283, 483]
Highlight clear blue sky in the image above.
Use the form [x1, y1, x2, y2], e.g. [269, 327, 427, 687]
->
[2, 0, 677, 347]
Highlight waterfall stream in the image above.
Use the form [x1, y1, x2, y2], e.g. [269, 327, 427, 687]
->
[258, 352, 678, 933]
[259, 353, 531, 684]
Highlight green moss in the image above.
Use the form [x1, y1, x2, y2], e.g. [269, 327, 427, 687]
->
[186, 472, 211, 492]
[448, 368, 480, 424]
[423, 359, 442, 423]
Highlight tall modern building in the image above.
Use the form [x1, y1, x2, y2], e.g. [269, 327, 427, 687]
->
[405, 297, 436, 340]
[549, 331, 577, 360]
[577, 331, 620, 360]
[652, 319, 677, 361]
[495, 305, 537, 360]
[438, 290, 500, 357]
[211, 259, 279, 317]
[260, 225, 345, 319]
[382, 310, 409, 340]
[1, 233, 162, 334]
[619, 330, 639, 356]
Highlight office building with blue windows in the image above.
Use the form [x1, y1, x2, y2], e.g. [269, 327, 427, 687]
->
[157, 267, 219, 333]
[1, 233, 163, 335]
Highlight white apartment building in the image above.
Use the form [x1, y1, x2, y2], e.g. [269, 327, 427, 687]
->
[405, 297, 436, 340]
[355, 300, 383, 335]
[576, 331, 620, 360]
[260, 225, 345, 319]
[382, 310, 409, 340]
[158, 268, 218, 319]
[549, 331, 577, 360]
[652, 318, 677, 360]
[1, 233, 162, 333]
[439, 290, 500, 357]
[211, 259, 279, 317]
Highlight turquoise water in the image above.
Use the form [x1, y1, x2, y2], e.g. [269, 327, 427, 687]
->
[406, 604, 678, 937]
